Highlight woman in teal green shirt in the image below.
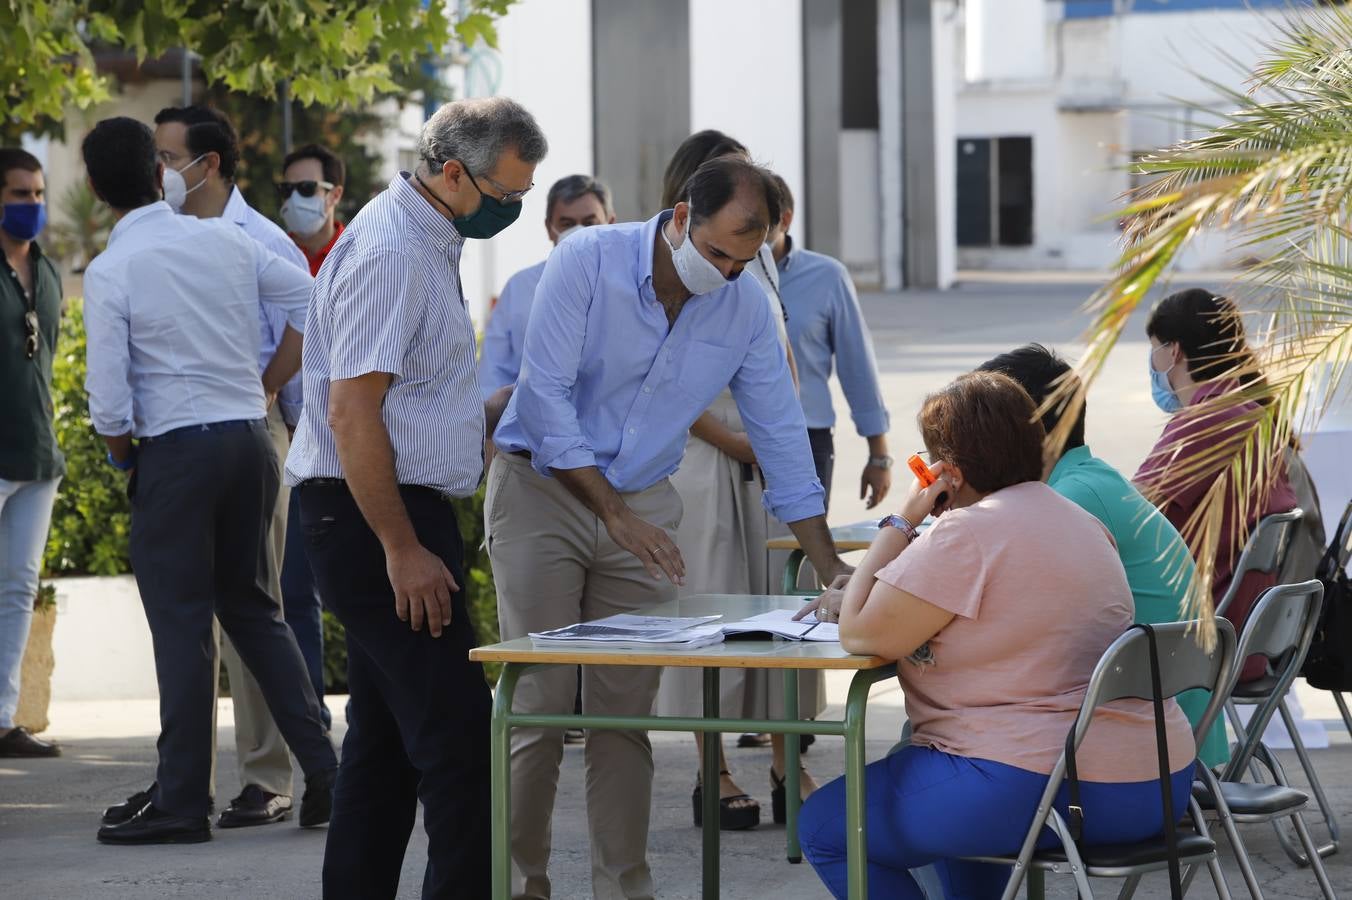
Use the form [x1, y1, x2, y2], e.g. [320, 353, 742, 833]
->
[977, 344, 1228, 767]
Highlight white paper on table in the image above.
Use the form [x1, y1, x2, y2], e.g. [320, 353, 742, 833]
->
[721, 608, 840, 642]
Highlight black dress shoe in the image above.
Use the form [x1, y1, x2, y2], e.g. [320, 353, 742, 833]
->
[0, 726, 60, 758]
[217, 784, 292, 828]
[102, 785, 154, 826]
[97, 803, 210, 845]
[299, 767, 337, 828]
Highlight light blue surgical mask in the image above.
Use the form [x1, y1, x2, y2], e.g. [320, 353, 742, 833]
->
[1150, 344, 1182, 413]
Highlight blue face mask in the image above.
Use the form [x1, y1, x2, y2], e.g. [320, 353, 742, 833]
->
[1150, 345, 1182, 413]
[1, 202, 47, 242]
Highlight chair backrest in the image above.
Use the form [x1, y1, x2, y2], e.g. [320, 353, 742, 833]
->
[1216, 509, 1303, 618]
[1070, 619, 1237, 756]
[1222, 579, 1324, 779]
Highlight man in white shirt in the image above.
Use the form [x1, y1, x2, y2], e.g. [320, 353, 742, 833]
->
[81, 117, 337, 846]
[151, 104, 310, 829]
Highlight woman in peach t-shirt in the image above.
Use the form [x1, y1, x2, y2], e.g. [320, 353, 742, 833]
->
[799, 372, 1195, 899]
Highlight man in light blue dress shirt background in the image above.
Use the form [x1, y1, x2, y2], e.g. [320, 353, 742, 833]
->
[489, 156, 851, 900]
[768, 175, 892, 513]
[154, 104, 310, 829]
[80, 117, 337, 847]
[478, 173, 616, 399]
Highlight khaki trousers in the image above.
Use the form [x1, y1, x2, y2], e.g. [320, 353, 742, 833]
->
[486, 452, 682, 900]
[210, 404, 294, 797]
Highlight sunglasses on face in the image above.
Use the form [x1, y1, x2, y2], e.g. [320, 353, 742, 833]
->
[25, 310, 38, 360]
[275, 180, 335, 199]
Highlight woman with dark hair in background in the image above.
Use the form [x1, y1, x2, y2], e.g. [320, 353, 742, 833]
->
[653, 129, 821, 831]
[1137, 288, 1300, 681]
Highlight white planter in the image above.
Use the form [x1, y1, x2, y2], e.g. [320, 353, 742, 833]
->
[50, 574, 159, 702]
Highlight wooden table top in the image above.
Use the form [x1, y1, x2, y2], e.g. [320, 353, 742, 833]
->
[469, 594, 892, 670]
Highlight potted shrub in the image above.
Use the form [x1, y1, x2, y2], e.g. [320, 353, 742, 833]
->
[14, 583, 57, 733]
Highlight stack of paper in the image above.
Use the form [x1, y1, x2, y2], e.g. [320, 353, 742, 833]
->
[529, 614, 727, 650]
[721, 608, 840, 642]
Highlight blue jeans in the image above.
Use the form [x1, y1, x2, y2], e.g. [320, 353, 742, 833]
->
[281, 490, 330, 729]
[800, 745, 1193, 899]
[0, 477, 60, 729]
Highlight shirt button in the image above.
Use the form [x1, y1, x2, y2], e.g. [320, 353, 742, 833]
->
[628, 428, 636, 435]
[642, 386, 651, 394]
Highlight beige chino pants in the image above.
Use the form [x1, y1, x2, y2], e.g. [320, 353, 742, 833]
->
[486, 451, 682, 900]
[209, 403, 294, 798]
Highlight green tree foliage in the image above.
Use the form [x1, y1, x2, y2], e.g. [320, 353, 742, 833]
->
[1, 0, 518, 140]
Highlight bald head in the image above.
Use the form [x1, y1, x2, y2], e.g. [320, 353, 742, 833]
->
[683, 156, 781, 236]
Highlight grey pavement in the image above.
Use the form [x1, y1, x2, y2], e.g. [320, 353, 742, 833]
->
[6, 277, 1351, 899]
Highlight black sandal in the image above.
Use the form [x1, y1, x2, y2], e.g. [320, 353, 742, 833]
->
[770, 766, 813, 825]
[736, 732, 771, 748]
[692, 769, 760, 831]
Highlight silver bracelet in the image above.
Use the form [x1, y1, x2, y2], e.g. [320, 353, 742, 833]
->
[877, 513, 919, 543]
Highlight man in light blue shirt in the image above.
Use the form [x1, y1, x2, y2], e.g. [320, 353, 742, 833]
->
[768, 175, 892, 512]
[490, 157, 849, 899]
[154, 104, 311, 826]
[81, 117, 337, 847]
[478, 173, 615, 398]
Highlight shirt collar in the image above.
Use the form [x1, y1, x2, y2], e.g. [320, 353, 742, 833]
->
[392, 172, 463, 248]
[1047, 444, 1092, 486]
[640, 211, 673, 293]
[107, 201, 174, 246]
[1190, 379, 1237, 406]
[222, 185, 251, 226]
[777, 234, 796, 272]
[297, 220, 344, 271]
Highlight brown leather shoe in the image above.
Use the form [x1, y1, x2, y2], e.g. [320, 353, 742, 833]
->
[0, 726, 60, 758]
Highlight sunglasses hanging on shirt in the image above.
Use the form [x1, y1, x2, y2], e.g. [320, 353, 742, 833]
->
[275, 180, 335, 199]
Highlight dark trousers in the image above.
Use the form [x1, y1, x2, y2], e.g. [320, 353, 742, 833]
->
[299, 482, 491, 900]
[281, 492, 330, 729]
[129, 420, 336, 818]
[808, 428, 835, 514]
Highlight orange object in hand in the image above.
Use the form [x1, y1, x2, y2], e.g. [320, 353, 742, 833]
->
[907, 454, 935, 487]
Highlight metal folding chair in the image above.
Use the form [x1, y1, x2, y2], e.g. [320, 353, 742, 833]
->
[967, 620, 1237, 900]
[1195, 581, 1338, 898]
[1219, 511, 1340, 863]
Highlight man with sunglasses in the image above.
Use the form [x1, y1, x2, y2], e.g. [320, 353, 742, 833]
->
[279, 144, 347, 277]
[0, 148, 62, 759]
[152, 105, 317, 831]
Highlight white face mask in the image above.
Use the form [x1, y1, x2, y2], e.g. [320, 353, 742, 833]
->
[162, 154, 207, 212]
[662, 210, 733, 295]
[553, 224, 585, 245]
[281, 191, 329, 238]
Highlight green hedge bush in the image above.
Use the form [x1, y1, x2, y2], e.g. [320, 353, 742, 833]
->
[47, 299, 500, 691]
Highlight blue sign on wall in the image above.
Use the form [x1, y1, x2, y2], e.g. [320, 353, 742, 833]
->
[1064, 0, 1304, 18]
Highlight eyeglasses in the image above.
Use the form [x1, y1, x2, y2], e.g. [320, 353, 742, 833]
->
[457, 161, 533, 204]
[24, 310, 38, 360]
[275, 180, 335, 199]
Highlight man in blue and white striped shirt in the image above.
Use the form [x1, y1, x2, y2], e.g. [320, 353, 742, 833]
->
[286, 97, 547, 900]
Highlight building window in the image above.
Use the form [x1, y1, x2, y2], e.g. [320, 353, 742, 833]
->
[956, 136, 1034, 247]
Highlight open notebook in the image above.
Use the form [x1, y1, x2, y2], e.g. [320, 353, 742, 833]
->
[529, 609, 839, 650]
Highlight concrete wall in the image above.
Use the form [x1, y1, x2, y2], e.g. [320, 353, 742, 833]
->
[50, 576, 159, 702]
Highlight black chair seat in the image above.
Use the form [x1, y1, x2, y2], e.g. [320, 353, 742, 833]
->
[1230, 672, 1280, 700]
[1037, 833, 1215, 869]
[1193, 779, 1308, 816]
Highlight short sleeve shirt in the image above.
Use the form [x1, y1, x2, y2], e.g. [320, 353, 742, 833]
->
[875, 481, 1195, 781]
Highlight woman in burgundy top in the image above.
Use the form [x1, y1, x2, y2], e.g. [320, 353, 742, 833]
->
[1136, 289, 1297, 680]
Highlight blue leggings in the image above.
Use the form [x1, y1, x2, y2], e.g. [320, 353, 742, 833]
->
[799, 745, 1193, 899]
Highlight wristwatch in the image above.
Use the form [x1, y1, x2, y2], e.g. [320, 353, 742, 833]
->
[867, 455, 893, 469]
[878, 513, 919, 543]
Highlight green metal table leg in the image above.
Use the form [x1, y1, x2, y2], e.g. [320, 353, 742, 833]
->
[702, 667, 721, 900]
[783, 549, 805, 593]
[492, 663, 524, 900]
[1026, 868, 1045, 899]
[844, 669, 872, 899]
[784, 668, 802, 863]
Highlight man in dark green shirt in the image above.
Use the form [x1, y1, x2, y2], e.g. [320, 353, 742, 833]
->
[977, 343, 1228, 768]
[0, 148, 63, 759]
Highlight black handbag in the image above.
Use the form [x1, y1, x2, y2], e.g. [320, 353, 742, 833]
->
[1300, 514, 1352, 691]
